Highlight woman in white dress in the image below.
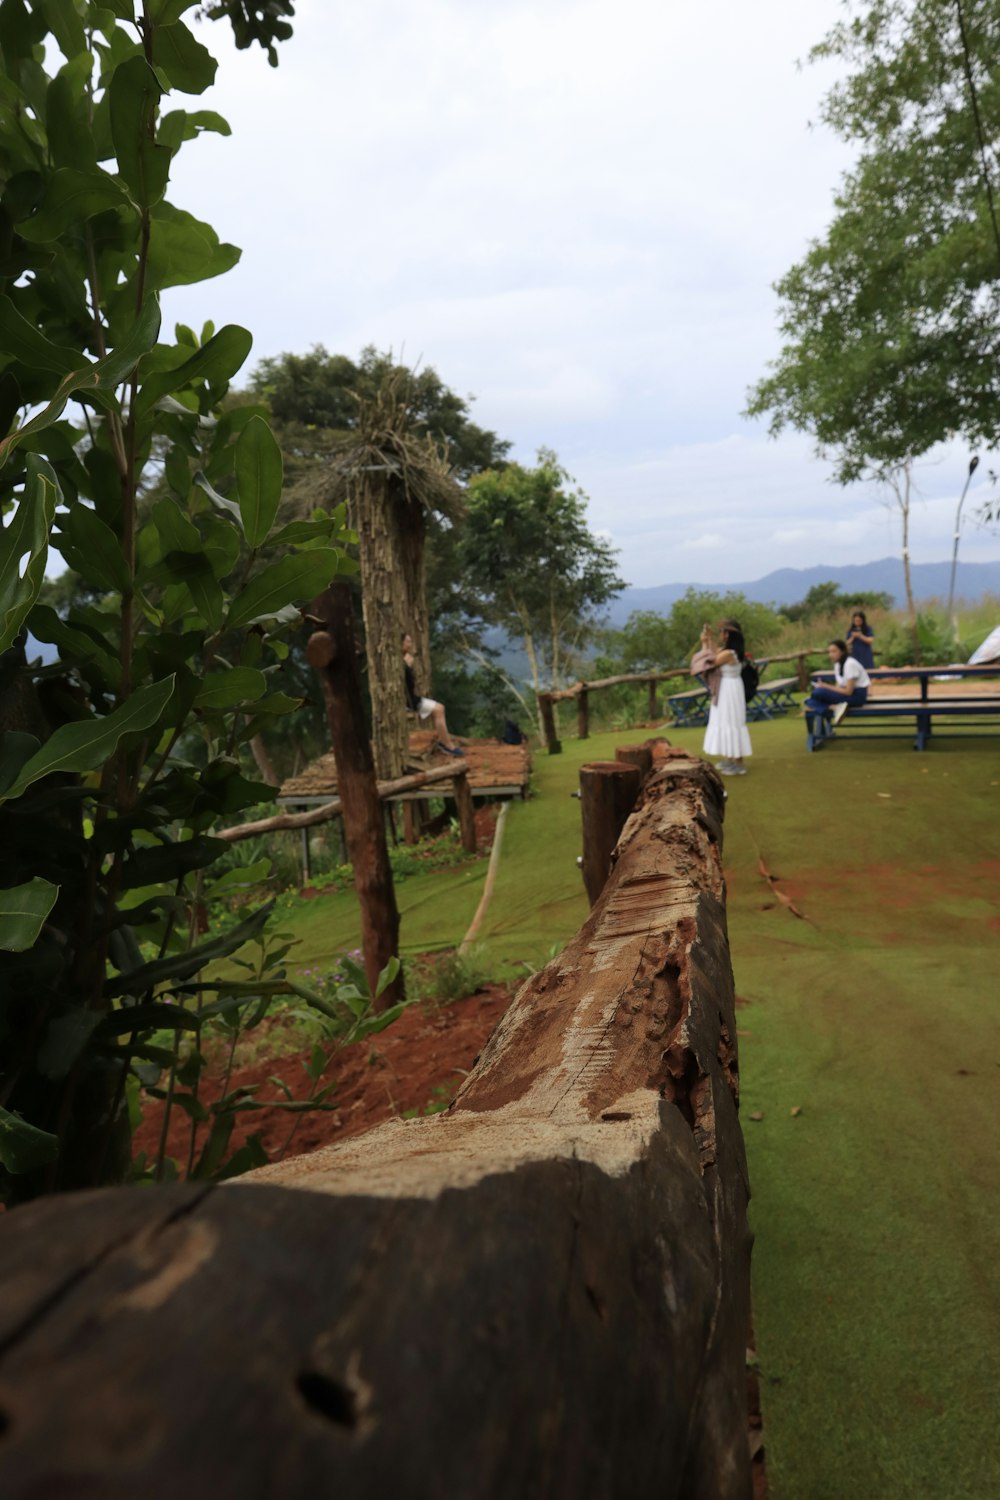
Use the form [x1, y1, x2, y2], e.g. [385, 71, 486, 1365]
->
[691, 620, 752, 776]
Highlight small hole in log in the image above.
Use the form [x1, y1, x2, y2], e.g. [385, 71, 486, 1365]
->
[600, 1111, 632, 1122]
[296, 1370, 357, 1429]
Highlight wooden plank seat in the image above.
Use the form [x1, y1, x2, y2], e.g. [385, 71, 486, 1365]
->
[806, 695, 1000, 751]
[664, 684, 711, 727]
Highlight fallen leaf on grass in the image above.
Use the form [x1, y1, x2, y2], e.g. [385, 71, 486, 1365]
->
[749, 1110, 764, 1122]
[790, 1106, 802, 1117]
[876, 792, 892, 799]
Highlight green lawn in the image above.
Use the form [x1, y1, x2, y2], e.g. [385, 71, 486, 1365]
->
[275, 714, 1000, 1498]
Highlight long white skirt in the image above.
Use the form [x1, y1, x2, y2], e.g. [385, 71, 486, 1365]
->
[703, 674, 752, 758]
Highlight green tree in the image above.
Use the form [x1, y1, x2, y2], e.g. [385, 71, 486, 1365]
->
[0, 1, 349, 1201]
[746, 0, 1000, 629]
[462, 452, 624, 723]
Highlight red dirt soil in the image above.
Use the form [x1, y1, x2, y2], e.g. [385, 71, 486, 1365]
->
[132, 981, 515, 1176]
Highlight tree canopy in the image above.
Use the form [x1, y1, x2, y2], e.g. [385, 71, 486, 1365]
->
[746, 0, 1000, 481]
[461, 451, 624, 699]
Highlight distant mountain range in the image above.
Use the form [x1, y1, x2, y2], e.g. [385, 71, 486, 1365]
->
[604, 557, 1000, 628]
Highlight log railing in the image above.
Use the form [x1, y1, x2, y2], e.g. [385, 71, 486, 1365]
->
[537, 647, 829, 752]
[0, 753, 757, 1500]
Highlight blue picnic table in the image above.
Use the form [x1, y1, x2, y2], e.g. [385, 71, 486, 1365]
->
[805, 664, 1000, 751]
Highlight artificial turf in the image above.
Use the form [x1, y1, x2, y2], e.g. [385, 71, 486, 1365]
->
[276, 713, 1000, 1496]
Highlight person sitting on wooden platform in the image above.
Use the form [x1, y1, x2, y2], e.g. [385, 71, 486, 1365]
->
[403, 632, 464, 756]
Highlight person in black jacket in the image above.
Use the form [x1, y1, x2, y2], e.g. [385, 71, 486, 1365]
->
[402, 633, 464, 756]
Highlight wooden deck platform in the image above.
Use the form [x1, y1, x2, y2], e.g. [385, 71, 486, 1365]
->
[278, 731, 532, 805]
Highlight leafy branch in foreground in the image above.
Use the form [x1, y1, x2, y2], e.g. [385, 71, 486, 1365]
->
[0, 1, 348, 1204]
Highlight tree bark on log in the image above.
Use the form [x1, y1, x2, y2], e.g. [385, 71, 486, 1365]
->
[351, 476, 409, 781]
[307, 584, 402, 1007]
[0, 757, 752, 1500]
[579, 759, 643, 906]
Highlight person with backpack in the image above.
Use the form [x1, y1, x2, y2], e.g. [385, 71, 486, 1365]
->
[690, 618, 752, 776]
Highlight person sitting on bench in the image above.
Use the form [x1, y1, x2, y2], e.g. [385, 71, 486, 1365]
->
[402, 632, 464, 756]
[805, 639, 871, 727]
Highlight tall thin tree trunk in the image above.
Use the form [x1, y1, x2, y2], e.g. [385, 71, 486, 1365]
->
[307, 584, 402, 1008]
[352, 478, 408, 780]
[249, 734, 279, 788]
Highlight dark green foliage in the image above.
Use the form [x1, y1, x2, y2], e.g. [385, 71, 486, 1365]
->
[0, 2, 356, 1203]
[782, 582, 894, 624]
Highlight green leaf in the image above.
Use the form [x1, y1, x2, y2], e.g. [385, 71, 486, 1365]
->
[1, 676, 175, 804]
[185, 569, 224, 632]
[0, 1107, 59, 1175]
[105, 902, 273, 998]
[0, 877, 59, 952]
[191, 1110, 235, 1179]
[88, 296, 162, 390]
[226, 550, 342, 630]
[95, 1002, 201, 1037]
[157, 108, 231, 151]
[193, 468, 242, 526]
[46, 60, 100, 171]
[146, 203, 241, 291]
[36, 1010, 101, 1079]
[148, 0, 200, 24]
[109, 55, 171, 209]
[208, 858, 271, 893]
[35, 0, 86, 59]
[152, 20, 217, 94]
[194, 667, 267, 710]
[152, 494, 200, 553]
[215, 1130, 269, 1180]
[56, 504, 130, 595]
[137, 323, 252, 415]
[119, 834, 224, 889]
[236, 415, 283, 547]
[0, 733, 40, 797]
[17, 168, 128, 243]
[0, 295, 82, 374]
[0, 455, 59, 653]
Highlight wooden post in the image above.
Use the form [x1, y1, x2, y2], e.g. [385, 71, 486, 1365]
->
[538, 693, 561, 754]
[796, 653, 809, 692]
[402, 802, 419, 844]
[578, 759, 643, 906]
[577, 686, 589, 740]
[300, 826, 312, 884]
[647, 677, 658, 721]
[0, 757, 753, 1500]
[615, 744, 654, 779]
[307, 584, 402, 1008]
[453, 767, 477, 854]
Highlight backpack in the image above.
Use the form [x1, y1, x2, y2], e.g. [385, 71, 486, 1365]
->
[741, 658, 760, 703]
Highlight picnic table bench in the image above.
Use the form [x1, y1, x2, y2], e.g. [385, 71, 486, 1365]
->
[666, 670, 800, 729]
[805, 665, 1000, 751]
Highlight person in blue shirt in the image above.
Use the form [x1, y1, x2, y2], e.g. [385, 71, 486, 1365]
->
[845, 610, 875, 671]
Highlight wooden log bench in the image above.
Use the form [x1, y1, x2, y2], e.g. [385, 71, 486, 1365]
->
[0, 756, 756, 1500]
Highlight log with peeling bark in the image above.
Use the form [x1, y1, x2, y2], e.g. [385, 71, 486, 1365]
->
[0, 755, 753, 1500]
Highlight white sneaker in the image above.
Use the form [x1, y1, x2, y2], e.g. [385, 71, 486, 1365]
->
[831, 702, 848, 726]
[730, 764, 748, 775]
[718, 761, 737, 776]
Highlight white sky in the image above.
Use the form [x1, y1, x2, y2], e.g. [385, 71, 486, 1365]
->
[161, 0, 1000, 587]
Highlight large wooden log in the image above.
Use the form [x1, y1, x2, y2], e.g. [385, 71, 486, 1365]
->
[0, 756, 752, 1500]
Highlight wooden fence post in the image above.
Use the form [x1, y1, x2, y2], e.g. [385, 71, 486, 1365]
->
[615, 744, 654, 779]
[453, 767, 477, 854]
[539, 693, 562, 754]
[647, 677, 658, 721]
[307, 584, 402, 1008]
[578, 759, 643, 906]
[796, 653, 809, 692]
[577, 686, 590, 740]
